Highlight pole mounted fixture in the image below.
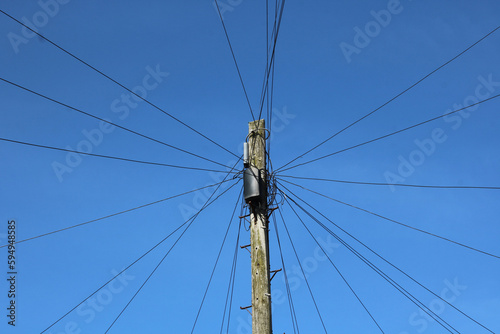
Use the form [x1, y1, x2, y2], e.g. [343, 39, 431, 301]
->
[244, 142, 250, 168]
[245, 119, 272, 334]
[244, 167, 260, 203]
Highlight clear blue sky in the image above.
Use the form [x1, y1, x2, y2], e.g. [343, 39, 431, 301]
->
[1, 1, 499, 333]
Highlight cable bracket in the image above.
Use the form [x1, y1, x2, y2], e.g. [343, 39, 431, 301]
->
[240, 244, 251, 254]
[270, 268, 282, 281]
[240, 305, 252, 316]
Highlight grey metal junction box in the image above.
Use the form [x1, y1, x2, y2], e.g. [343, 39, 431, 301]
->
[244, 166, 260, 202]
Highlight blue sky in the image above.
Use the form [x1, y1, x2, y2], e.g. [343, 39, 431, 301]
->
[1, 0, 499, 333]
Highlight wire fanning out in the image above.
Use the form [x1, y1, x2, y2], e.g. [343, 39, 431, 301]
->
[213, 0, 256, 122]
[40, 161, 241, 333]
[272, 213, 300, 334]
[219, 202, 245, 334]
[277, 23, 500, 172]
[0, 137, 234, 174]
[278, 175, 500, 190]
[280, 93, 500, 172]
[0, 179, 235, 249]
[283, 197, 385, 333]
[0, 9, 238, 159]
[279, 178, 500, 259]
[275, 206, 328, 333]
[278, 181, 494, 333]
[0, 77, 231, 169]
[191, 188, 244, 333]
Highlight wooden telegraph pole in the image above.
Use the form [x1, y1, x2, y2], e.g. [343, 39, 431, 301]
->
[246, 119, 272, 334]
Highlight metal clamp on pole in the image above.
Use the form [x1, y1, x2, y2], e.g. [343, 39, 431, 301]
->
[240, 305, 252, 316]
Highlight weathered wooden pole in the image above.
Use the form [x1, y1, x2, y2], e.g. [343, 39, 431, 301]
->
[248, 119, 272, 334]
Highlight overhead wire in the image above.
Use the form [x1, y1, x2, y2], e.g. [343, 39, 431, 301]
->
[266, 58, 276, 170]
[0, 137, 236, 174]
[279, 175, 500, 190]
[40, 174, 240, 333]
[277, 23, 500, 172]
[5, 2, 496, 332]
[224, 227, 242, 334]
[276, 206, 328, 333]
[280, 181, 493, 333]
[104, 178, 241, 333]
[247, 0, 284, 177]
[266, 0, 279, 173]
[219, 201, 245, 334]
[283, 197, 385, 333]
[279, 178, 500, 259]
[0, 179, 236, 249]
[271, 212, 300, 334]
[266, 0, 269, 127]
[279, 184, 459, 333]
[257, 0, 285, 122]
[213, 0, 256, 122]
[0, 9, 238, 159]
[281, 184, 495, 333]
[0, 77, 231, 169]
[191, 187, 244, 333]
[279, 93, 500, 172]
[265, 0, 270, 165]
